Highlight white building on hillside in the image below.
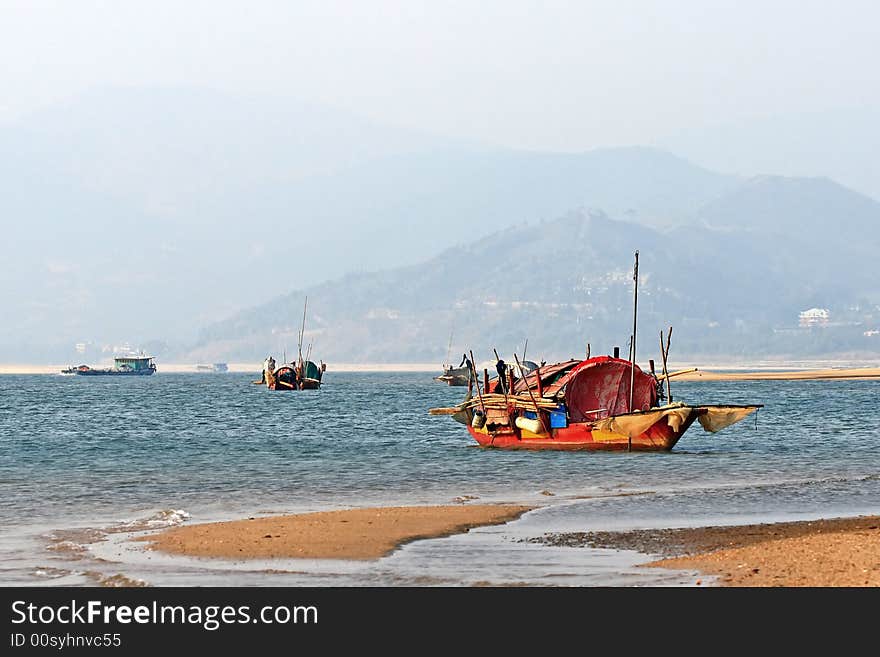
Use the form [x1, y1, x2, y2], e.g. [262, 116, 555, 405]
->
[799, 307, 830, 327]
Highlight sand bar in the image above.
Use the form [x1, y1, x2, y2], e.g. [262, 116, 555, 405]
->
[532, 515, 880, 586]
[142, 505, 533, 560]
[673, 367, 880, 381]
[646, 516, 880, 586]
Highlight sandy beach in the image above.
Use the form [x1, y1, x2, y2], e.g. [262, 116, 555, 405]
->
[644, 516, 880, 586]
[533, 515, 880, 586]
[142, 505, 533, 560]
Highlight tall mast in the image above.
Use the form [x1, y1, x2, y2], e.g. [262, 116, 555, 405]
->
[298, 296, 308, 365]
[629, 250, 639, 414]
[446, 327, 454, 367]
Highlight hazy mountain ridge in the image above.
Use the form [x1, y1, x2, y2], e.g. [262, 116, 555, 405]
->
[657, 106, 880, 201]
[189, 189, 880, 364]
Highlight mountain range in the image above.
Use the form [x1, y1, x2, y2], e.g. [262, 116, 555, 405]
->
[190, 176, 880, 364]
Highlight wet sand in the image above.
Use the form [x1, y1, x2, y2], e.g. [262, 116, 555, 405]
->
[531, 515, 880, 586]
[142, 505, 533, 560]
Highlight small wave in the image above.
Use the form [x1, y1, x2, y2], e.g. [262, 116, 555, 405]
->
[32, 566, 73, 580]
[83, 571, 149, 587]
[44, 527, 109, 558]
[117, 509, 191, 531]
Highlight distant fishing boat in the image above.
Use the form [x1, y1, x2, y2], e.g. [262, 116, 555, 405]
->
[62, 354, 157, 376]
[430, 252, 762, 451]
[434, 329, 471, 386]
[258, 296, 326, 390]
[436, 336, 538, 387]
[434, 358, 472, 386]
[195, 363, 228, 373]
[436, 358, 539, 386]
[267, 359, 325, 390]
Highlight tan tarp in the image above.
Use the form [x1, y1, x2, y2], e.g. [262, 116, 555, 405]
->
[696, 406, 760, 433]
[590, 404, 759, 438]
[592, 404, 693, 438]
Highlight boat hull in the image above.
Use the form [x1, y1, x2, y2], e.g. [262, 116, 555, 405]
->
[270, 378, 321, 390]
[62, 369, 155, 376]
[465, 410, 700, 451]
[266, 365, 322, 390]
[434, 366, 471, 386]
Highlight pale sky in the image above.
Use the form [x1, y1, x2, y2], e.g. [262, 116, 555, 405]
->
[2, 0, 877, 151]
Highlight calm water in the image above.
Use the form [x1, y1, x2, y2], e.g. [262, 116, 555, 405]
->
[1, 372, 878, 586]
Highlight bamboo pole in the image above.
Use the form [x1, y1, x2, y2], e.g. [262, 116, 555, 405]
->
[515, 353, 550, 435]
[660, 326, 673, 403]
[657, 367, 697, 381]
[469, 350, 486, 417]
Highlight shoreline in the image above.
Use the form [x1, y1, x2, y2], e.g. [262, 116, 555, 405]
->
[4, 359, 880, 376]
[0, 362, 444, 375]
[140, 504, 534, 561]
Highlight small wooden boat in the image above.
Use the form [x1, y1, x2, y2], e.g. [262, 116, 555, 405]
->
[432, 355, 760, 451]
[435, 358, 538, 386]
[434, 363, 472, 386]
[260, 296, 326, 390]
[266, 359, 325, 390]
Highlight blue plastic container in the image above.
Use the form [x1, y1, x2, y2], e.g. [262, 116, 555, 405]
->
[549, 405, 567, 428]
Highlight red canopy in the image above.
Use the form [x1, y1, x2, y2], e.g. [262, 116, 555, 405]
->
[563, 357, 658, 422]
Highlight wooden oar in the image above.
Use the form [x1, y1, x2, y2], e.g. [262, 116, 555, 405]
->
[429, 406, 464, 415]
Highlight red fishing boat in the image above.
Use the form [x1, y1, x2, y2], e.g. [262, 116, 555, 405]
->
[432, 355, 760, 451]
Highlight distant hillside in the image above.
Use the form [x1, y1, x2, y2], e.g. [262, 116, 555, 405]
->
[0, 86, 739, 358]
[188, 200, 880, 365]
